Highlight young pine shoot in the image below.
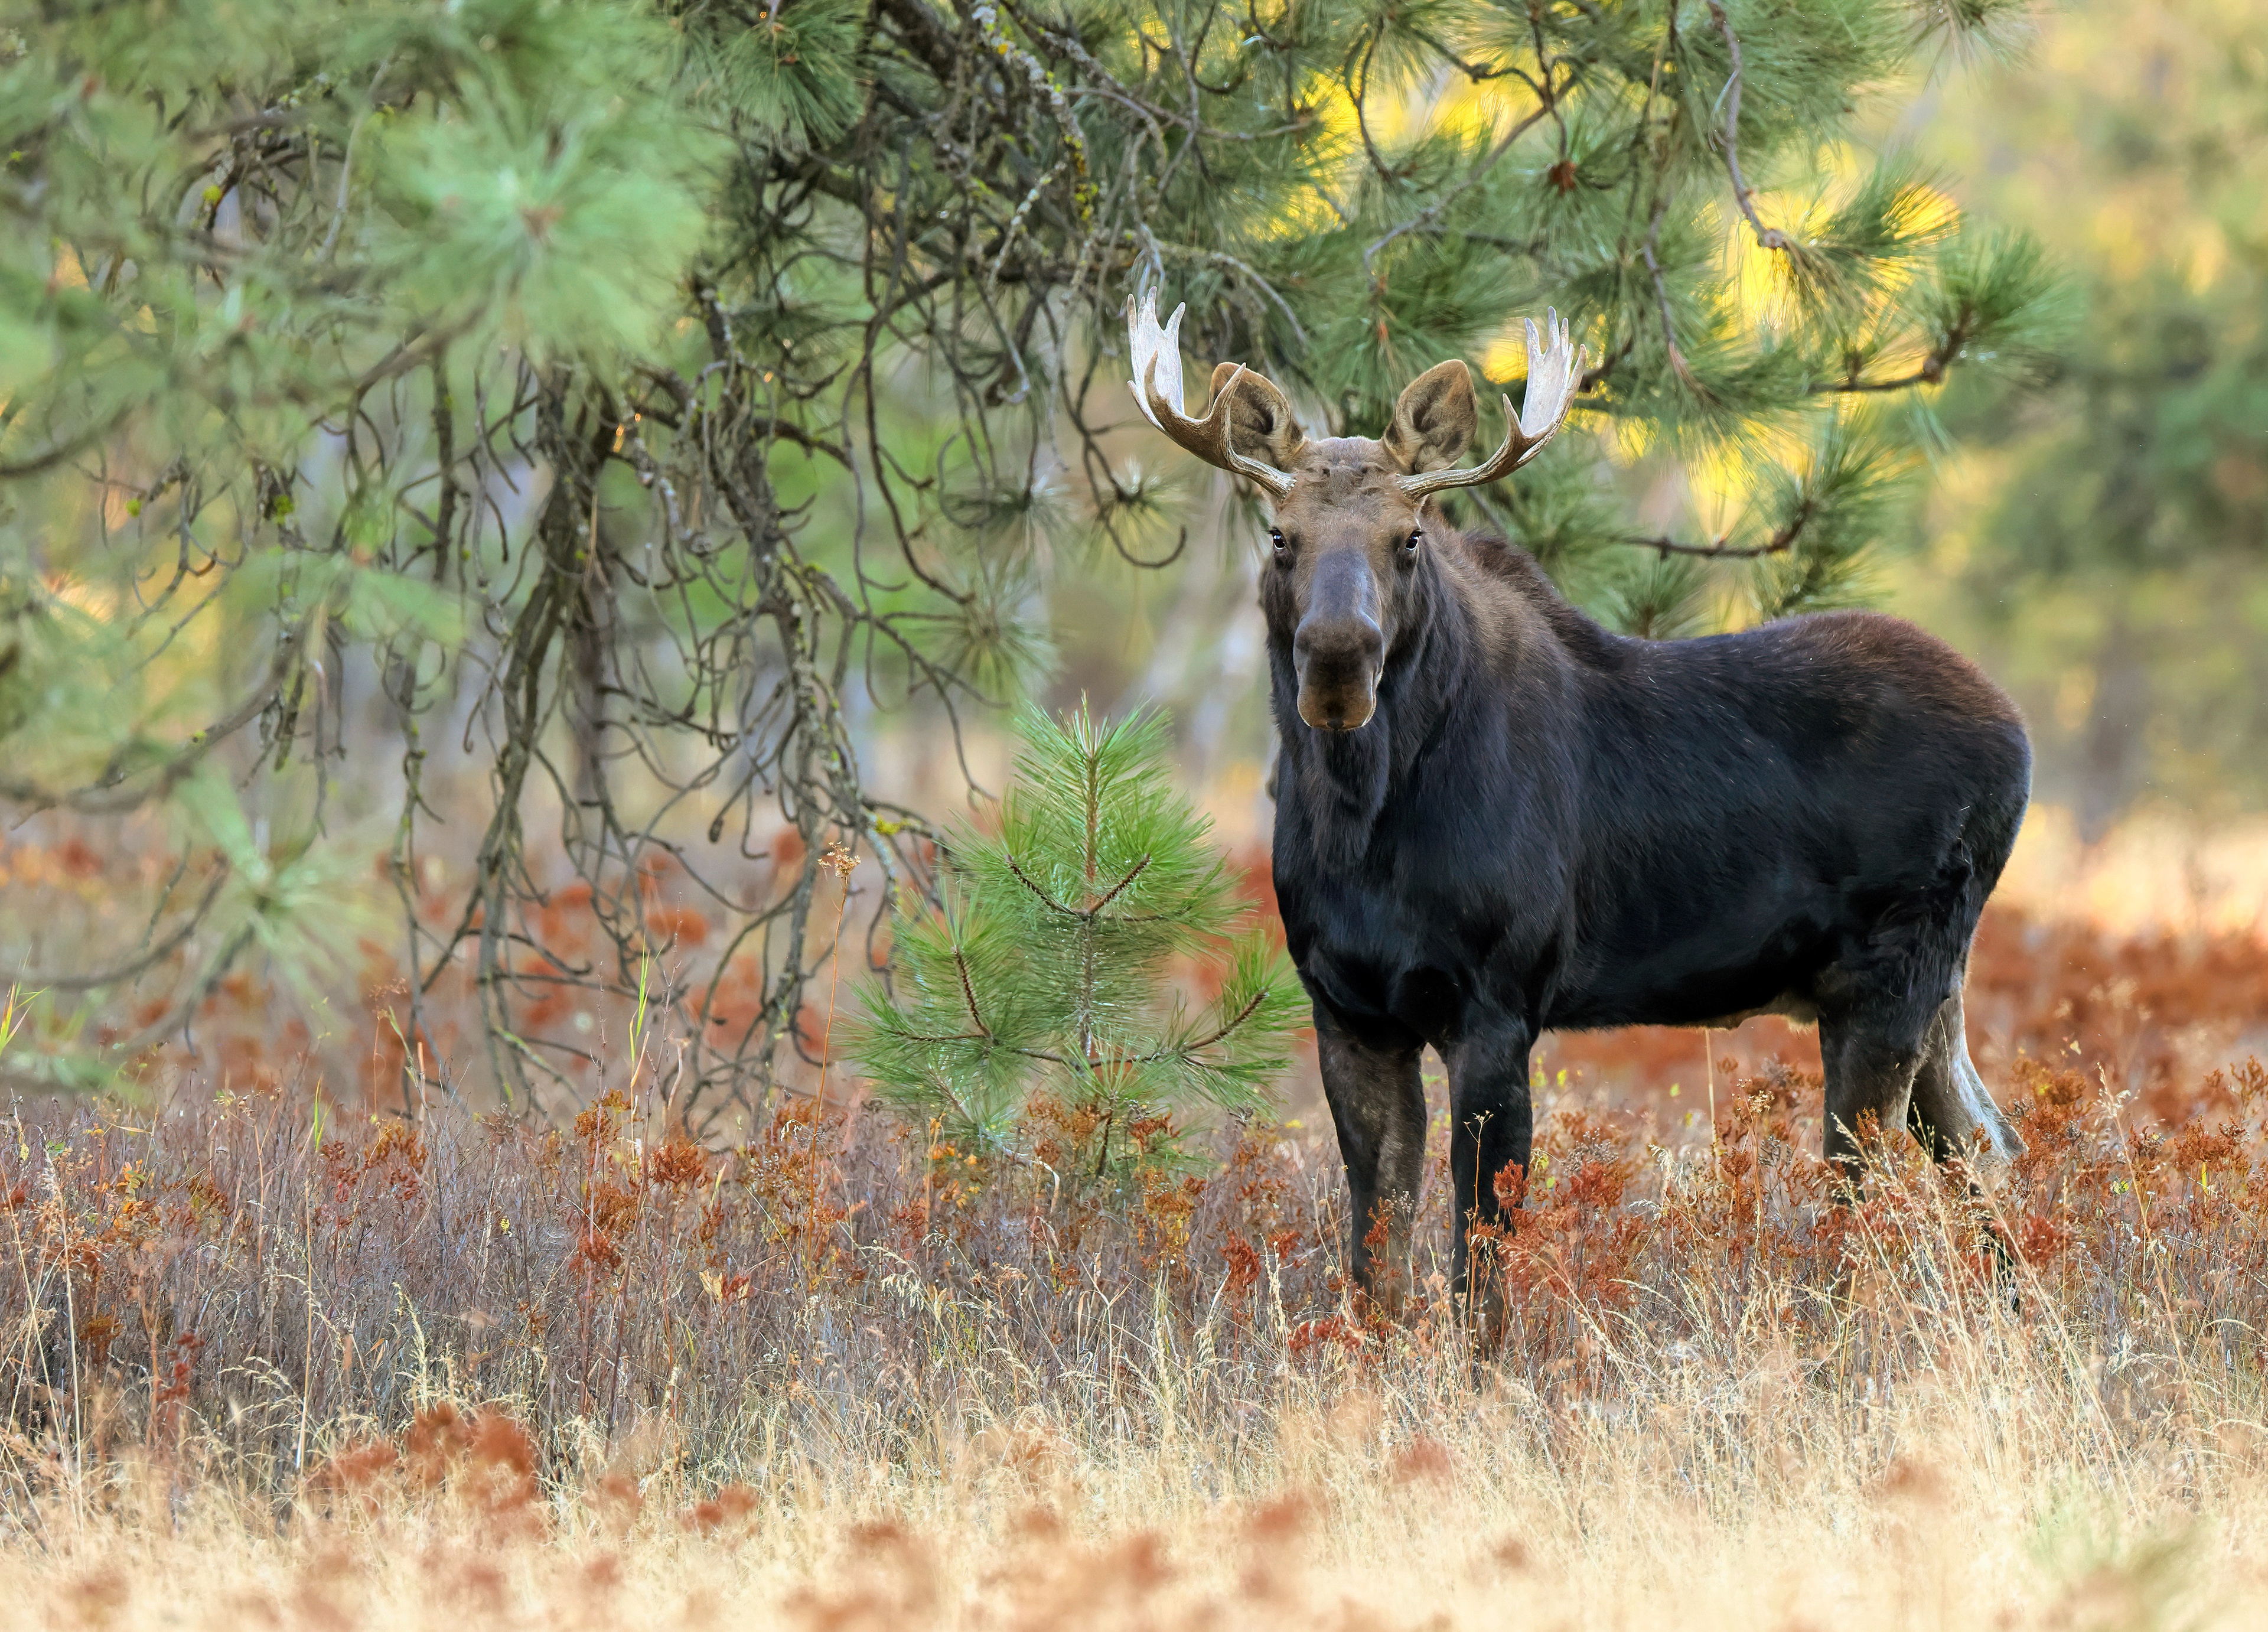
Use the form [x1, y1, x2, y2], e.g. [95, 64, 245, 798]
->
[855, 705, 1302, 1190]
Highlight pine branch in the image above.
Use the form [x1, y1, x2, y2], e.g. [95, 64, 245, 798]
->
[1142, 982, 1273, 1062]
[1618, 530, 1793, 559]
[0, 412, 133, 481]
[1811, 309, 1975, 395]
[1089, 854, 1151, 914]
[1643, 199, 1712, 398]
[0, 638, 301, 815]
[1703, 0, 1793, 254]
[1361, 90, 1567, 275]
[15, 867, 233, 992]
[952, 944, 993, 1040]
[1006, 854, 1082, 917]
[1620, 491, 1820, 560]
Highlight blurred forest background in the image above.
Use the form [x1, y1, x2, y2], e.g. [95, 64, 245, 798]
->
[1, 0, 2263, 1120]
[1901, 0, 2268, 835]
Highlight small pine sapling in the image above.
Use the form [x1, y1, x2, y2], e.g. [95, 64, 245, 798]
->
[855, 704, 1302, 1193]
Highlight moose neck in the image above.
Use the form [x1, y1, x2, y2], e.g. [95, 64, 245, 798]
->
[1269, 544, 1481, 870]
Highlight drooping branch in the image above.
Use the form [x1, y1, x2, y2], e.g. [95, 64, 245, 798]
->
[0, 637, 301, 816]
[1703, 0, 1791, 254]
[1620, 488, 1819, 560]
[15, 867, 232, 992]
[1811, 308, 1977, 395]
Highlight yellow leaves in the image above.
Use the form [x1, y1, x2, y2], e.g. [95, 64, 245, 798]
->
[2183, 220, 2229, 295]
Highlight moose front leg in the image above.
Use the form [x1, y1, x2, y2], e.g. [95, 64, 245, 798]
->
[1443, 1016, 1536, 1344]
[1315, 1006, 1426, 1317]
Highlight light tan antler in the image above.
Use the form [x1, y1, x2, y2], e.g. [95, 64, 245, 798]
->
[1125, 291, 1298, 499]
[1397, 309, 1586, 503]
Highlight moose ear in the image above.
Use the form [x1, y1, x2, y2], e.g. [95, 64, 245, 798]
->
[1208, 361, 1306, 474]
[1382, 360, 1478, 474]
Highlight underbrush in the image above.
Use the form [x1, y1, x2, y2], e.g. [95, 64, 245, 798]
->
[5, 1037, 2268, 1624]
[5, 845, 2268, 1626]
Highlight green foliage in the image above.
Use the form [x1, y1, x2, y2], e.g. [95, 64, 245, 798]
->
[695, 0, 866, 149]
[0, 0, 2075, 1106]
[1749, 413, 1912, 618]
[855, 704, 1302, 1180]
[172, 767, 380, 1000]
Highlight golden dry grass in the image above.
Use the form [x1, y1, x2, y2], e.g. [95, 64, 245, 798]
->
[5, 1268, 2264, 1631]
[6, 1398, 2262, 1632]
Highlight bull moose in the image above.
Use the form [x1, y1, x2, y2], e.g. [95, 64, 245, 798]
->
[1125, 292, 2030, 1318]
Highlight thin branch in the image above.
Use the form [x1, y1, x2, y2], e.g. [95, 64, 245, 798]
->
[1620, 488, 1819, 559]
[1619, 532, 1787, 559]
[1136, 982, 1273, 1061]
[1810, 309, 1974, 395]
[1089, 854, 1151, 915]
[1704, 0, 1791, 252]
[951, 945, 992, 1040]
[1363, 96, 1562, 275]
[0, 638, 299, 815]
[0, 411, 133, 481]
[1006, 854, 1081, 918]
[15, 867, 232, 992]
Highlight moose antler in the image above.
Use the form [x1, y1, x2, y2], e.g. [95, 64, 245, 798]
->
[1125, 291, 1298, 499]
[1397, 310, 1587, 503]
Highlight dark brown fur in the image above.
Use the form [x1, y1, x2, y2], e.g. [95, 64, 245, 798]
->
[1235, 367, 2032, 1327]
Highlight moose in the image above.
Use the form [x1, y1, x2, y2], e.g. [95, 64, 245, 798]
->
[1125, 292, 2031, 1320]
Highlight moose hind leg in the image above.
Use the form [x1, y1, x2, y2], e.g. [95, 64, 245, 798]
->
[1907, 986, 2026, 1304]
[1821, 1002, 1929, 1191]
[1908, 989, 2024, 1167]
[1314, 1008, 1427, 1315]
[1820, 878, 1975, 1188]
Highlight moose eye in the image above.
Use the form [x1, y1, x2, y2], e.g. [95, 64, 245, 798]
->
[1269, 529, 1291, 565]
[1403, 528, 1423, 556]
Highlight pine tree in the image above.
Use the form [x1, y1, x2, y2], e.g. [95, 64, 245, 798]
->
[854, 703, 1301, 1180]
[1917, 0, 2268, 829]
[0, 2, 2065, 1110]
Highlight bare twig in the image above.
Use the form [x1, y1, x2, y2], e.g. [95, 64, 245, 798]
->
[1704, 0, 1791, 253]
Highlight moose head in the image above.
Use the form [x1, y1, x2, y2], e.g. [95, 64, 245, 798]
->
[1126, 292, 1585, 732]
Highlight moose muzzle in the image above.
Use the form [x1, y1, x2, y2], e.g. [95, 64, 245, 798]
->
[1293, 555, 1385, 732]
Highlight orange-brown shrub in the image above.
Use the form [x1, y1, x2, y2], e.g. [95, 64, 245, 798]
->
[1, 886, 2265, 1514]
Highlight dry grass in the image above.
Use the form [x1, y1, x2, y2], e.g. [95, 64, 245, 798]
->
[5, 806, 2268, 1627]
[7, 1049, 2268, 1624]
